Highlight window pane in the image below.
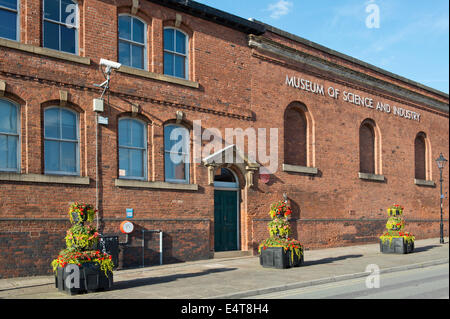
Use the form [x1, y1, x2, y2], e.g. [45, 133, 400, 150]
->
[0, 135, 7, 169]
[0, 9, 17, 41]
[7, 135, 18, 169]
[174, 160, 186, 180]
[164, 28, 174, 51]
[61, 109, 77, 140]
[118, 41, 131, 67]
[130, 120, 144, 148]
[61, 0, 76, 24]
[60, 141, 77, 173]
[45, 140, 60, 172]
[43, 21, 60, 50]
[118, 119, 129, 146]
[129, 149, 144, 177]
[44, 0, 60, 21]
[132, 18, 144, 44]
[60, 25, 76, 54]
[118, 147, 129, 176]
[164, 52, 174, 76]
[0, 101, 17, 134]
[165, 152, 186, 181]
[175, 30, 186, 54]
[131, 44, 144, 69]
[174, 54, 186, 79]
[0, 0, 17, 10]
[44, 108, 60, 139]
[118, 15, 131, 40]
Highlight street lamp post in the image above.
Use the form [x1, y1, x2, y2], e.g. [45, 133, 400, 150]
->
[435, 153, 447, 244]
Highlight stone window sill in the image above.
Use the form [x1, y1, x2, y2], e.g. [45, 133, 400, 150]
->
[0, 172, 90, 185]
[117, 66, 199, 89]
[414, 179, 436, 187]
[115, 179, 198, 191]
[0, 38, 91, 65]
[358, 172, 385, 182]
[282, 163, 318, 175]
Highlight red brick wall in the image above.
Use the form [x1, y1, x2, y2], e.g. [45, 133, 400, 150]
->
[0, 0, 448, 278]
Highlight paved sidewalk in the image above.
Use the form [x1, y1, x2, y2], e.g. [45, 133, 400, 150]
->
[0, 237, 448, 299]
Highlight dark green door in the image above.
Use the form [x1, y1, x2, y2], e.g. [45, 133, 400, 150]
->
[214, 190, 238, 252]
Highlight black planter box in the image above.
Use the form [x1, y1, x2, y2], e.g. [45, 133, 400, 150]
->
[260, 247, 304, 269]
[380, 237, 414, 254]
[55, 263, 113, 295]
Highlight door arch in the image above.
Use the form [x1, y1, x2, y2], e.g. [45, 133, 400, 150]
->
[214, 168, 240, 252]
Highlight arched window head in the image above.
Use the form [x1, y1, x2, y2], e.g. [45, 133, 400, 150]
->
[44, 106, 79, 175]
[118, 118, 147, 179]
[414, 132, 427, 180]
[43, 0, 78, 54]
[164, 123, 190, 183]
[164, 28, 188, 79]
[359, 121, 375, 174]
[118, 15, 147, 70]
[0, 98, 20, 172]
[0, 0, 19, 41]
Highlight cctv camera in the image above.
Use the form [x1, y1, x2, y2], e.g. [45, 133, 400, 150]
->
[100, 58, 122, 72]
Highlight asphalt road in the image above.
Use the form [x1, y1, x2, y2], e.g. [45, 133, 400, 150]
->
[246, 263, 449, 299]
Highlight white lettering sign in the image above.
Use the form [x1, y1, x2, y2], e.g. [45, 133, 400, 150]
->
[286, 75, 421, 122]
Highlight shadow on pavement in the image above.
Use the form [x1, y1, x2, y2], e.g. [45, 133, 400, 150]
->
[112, 267, 237, 290]
[413, 245, 441, 253]
[303, 254, 363, 266]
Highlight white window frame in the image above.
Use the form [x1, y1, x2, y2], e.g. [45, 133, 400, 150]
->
[164, 123, 190, 184]
[118, 117, 148, 180]
[0, 0, 20, 41]
[42, 0, 79, 54]
[118, 14, 147, 70]
[0, 98, 20, 172]
[43, 106, 80, 176]
[163, 27, 189, 80]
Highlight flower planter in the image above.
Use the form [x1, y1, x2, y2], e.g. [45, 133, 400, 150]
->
[55, 263, 113, 295]
[380, 237, 414, 254]
[259, 247, 303, 269]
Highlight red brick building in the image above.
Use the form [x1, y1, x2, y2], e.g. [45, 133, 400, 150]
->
[0, 0, 448, 278]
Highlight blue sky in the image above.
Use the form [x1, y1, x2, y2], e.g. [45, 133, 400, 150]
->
[196, 0, 449, 94]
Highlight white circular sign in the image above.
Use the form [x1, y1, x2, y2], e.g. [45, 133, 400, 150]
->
[121, 221, 134, 234]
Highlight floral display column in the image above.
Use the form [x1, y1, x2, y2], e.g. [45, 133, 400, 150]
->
[52, 203, 114, 295]
[379, 204, 415, 254]
[258, 200, 304, 269]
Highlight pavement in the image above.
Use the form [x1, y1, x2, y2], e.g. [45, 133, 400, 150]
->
[0, 237, 448, 299]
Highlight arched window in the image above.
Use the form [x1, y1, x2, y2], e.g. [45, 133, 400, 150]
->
[164, 123, 189, 183]
[118, 118, 147, 179]
[44, 107, 79, 175]
[359, 121, 375, 174]
[0, 98, 19, 172]
[43, 0, 78, 54]
[118, 15, 146, 70]
[163, 27, 188, 79]
[0, 0, 19, 41]
[284, 105, 307, 167]
[414, 133, 427, 180]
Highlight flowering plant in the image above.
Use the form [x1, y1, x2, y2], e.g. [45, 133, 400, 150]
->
[51, 248, 114, 276]
[380, 204, 414, 247]
[269, 201, 292, 219]
[69, 202, 97, 224]
[259, 199, 304, 264]
[268, 218, 291, 238]
[65, 224, 100, 249]
[52, 203, 114, 277]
